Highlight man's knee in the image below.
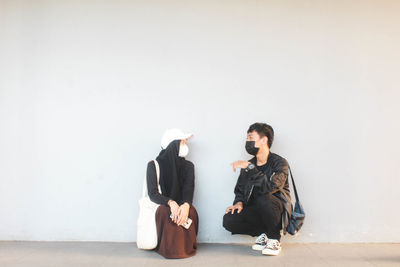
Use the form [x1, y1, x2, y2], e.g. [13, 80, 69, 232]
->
[256, 194, 280, 208]
[255, 195, 282, 216]
[222, 213, 235, 231]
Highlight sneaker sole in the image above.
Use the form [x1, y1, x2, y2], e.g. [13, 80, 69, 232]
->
[252, 244, 266, 251]
[262, 248, 281, 256]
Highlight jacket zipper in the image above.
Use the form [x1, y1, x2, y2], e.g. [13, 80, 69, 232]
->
[247, 185, 254, 203]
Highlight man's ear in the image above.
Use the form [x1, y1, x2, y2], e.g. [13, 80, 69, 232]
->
[262, 136, 268, 146]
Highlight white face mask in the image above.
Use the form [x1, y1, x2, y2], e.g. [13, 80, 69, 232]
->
[178, 144, 189, 157]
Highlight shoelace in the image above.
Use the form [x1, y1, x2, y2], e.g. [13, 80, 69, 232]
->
[267, 240, 280, 249]
[256, 234, 267, 244]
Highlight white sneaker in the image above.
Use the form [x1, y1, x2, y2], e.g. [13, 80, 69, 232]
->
[252, 233, 268, 251]
[262, 239, 281, 256]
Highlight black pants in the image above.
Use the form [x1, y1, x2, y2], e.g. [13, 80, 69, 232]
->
[223, 193, 283, 240]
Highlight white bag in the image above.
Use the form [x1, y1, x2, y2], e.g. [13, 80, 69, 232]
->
[137, 160, 162, 250]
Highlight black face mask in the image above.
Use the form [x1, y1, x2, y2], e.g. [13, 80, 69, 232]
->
[245, 141, 259, 155]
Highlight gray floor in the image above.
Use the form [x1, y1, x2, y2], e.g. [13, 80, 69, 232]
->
[0, 241, 399, 267]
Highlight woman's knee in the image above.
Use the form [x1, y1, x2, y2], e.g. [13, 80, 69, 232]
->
[156, 205, 170, 217]
[189, 205, 198, 216]
[187, 206, 198, 223]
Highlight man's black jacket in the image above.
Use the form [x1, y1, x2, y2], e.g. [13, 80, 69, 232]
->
[233, 152, 292, 234]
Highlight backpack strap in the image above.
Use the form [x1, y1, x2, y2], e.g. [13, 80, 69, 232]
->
[289, 166, 300, 203]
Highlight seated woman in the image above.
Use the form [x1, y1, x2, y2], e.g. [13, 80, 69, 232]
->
[146, 129, 198, 259]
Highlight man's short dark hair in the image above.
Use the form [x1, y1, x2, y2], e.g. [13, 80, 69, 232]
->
[247, 122, 274, 148]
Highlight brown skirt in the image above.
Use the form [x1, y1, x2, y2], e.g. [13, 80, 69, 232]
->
[155, 205, 199, 259]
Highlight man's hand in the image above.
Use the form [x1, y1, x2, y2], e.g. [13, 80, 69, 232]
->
[168, 200, 180, 224]
[225, 201, 243, 214]
[176, 203, 190, 226]
[231, 161, 250, 172]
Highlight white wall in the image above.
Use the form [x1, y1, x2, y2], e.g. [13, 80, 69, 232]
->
[1, 0, 399, 243]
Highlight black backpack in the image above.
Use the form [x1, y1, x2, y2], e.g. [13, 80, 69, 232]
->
[286, 167, 305, 235]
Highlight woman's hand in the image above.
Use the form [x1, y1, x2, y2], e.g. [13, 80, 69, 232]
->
[168, 200, 180, 224]
[176, 203, 190, 226]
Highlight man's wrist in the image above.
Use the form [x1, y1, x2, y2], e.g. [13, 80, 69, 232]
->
[243, 161, 251, 169]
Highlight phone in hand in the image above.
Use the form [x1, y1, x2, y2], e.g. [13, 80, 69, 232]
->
[170, 214, 192, 229]
[182, 218, 192, 229]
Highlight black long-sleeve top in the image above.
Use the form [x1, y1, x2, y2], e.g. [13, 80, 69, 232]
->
[146, 160, 195, 206]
